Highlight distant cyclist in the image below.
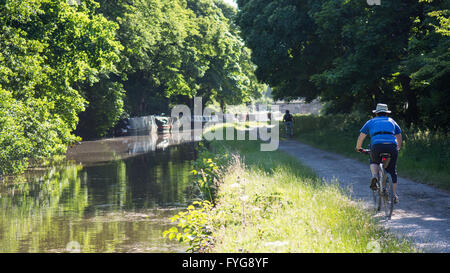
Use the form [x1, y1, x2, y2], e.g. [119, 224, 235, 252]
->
[355, 103, 402, 203]
[283, 110, 294, 137]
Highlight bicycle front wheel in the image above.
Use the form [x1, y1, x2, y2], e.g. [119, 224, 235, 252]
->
[383, 173, 394, 219]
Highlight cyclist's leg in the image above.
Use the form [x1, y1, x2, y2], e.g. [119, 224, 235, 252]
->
[285, 121, 292, 136]
[384, 144, 399, 199]
[369, 145, 381, 189]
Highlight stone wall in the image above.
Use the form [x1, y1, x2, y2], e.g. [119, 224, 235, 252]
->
[253, 99, 322, 115]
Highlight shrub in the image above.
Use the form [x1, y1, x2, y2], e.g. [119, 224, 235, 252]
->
[163, 200, 214, 253]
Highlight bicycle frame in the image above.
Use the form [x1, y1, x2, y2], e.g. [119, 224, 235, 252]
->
[359, 149, 394, 220]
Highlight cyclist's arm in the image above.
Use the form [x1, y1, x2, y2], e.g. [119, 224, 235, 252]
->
[395, 134, 402, 150]
[355, 132, 367, 151]
[393, 121, 402, 150]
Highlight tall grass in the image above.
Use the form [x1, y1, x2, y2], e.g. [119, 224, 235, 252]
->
[289, 114, 450, 190]
[207, 138, 415, 253]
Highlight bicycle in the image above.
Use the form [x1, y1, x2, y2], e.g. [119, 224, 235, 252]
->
[358, 148, 395, 220]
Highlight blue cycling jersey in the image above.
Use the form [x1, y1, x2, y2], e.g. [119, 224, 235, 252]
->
[360, 117, 402, 145]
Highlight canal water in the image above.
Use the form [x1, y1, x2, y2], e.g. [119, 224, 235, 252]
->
[0, 131, 200, 252]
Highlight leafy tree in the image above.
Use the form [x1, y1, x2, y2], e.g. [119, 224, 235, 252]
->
[236, 0, 320, 102]
[93, 0, 263, 116]
[0, 0, 121, 175]
[92, 0, 198, 116]
[181, 0, 262, 111]
[404, 0, 450, 130]
[0, 0, 262, 175]
[236, 0, 449, 130]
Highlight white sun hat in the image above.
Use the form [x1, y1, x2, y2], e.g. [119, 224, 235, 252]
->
[372, 103, 391, 114]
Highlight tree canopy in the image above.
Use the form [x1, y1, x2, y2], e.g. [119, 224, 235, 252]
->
[236, 0, 449, 130]
[0, 0, 263, 175]
[0, 0, 122, 175]
[84, 0, 262, 116]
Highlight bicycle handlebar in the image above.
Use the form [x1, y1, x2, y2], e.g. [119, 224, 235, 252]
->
[358, 148, 370, 154]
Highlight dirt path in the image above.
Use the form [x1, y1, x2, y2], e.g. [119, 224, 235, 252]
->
[279, 139, 450, 253]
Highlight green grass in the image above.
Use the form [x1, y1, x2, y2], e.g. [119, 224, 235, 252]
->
[205, 136, 416, 253]
[287, 114, 450, 190]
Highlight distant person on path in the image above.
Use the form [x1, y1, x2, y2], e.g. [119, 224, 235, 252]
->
[283, 110, 294, 137]
[355, 103, 402, 203]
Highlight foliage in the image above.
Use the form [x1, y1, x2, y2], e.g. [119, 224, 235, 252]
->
[92, 0, 263, 119]
[236, 0, 450, 131]
[76, 78, 126, 139]
[1, 0, 263, 174]
[0, 88, 31, 175]
[0, 0, 121, 175]
[191, 159, 220, 202]
[163, 200, 214, 253]
[420, 0, 450, 36]
[191, 142, 230, 201]
[184, 0, 263, 110]
[162, 138, 231, 252]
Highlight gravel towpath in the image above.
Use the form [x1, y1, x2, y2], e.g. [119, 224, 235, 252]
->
[279, 139, 450, 253]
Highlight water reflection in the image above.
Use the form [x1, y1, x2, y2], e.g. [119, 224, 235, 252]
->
[66, 130, 202, 165]
[0, 132, 198, 253]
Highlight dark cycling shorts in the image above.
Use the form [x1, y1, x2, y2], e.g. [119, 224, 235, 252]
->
[369, 143, 398, 184]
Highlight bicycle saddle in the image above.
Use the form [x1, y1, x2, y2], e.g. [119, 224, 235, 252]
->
[379, 153, 391, 158]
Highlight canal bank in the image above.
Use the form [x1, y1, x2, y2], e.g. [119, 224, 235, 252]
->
[165, 135, 417, 253]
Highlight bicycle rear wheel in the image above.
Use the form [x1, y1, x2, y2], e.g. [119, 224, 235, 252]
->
[383, 173, 394, 219]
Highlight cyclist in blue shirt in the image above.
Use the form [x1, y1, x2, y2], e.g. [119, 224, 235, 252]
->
[355, 103, 402, 203]
[283, 110, 294, 136]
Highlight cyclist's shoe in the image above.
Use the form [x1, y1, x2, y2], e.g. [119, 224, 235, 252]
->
[394, 194, 399, 204]
[370, 176, 378, 191]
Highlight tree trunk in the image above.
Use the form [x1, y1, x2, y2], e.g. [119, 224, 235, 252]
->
[400, 75, 418, 125]
[219, 100, 225, 113]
